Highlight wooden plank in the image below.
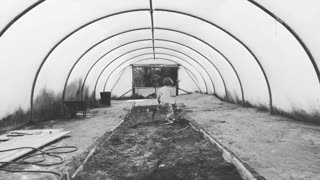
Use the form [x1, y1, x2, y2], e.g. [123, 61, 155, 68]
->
[126, 99, 145, 102]
[0, 129, 70, 166]
[0, 131, 70, 164]
[0, 131, 67, 160]
[10, 129, 63, 135]
[0, 136, 10, 141]
[0, 129, 64, 141]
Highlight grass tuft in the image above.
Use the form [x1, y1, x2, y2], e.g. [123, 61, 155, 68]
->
[0, 108, 31, 134]
[0, 79, 96, 132]
[273, 107, 320, 125]
[33, 88, 64, 122]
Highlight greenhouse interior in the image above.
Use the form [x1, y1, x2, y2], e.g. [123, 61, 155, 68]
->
[0, 0, 319, 180]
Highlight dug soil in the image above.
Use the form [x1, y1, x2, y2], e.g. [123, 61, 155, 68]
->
[73, 105, 242, 180]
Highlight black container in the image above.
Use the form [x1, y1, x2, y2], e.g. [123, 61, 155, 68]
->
[100, 92, 111, 106]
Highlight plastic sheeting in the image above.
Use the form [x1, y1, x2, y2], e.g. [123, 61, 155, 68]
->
[0, 0, 320, 123]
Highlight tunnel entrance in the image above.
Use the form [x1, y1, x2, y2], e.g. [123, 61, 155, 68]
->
[132, 64, 179, 97]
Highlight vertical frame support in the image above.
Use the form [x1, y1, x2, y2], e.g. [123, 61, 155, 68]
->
[149, 0, 156, 60]
[131, 65, 136, 95]
[176, 65, 180, 96]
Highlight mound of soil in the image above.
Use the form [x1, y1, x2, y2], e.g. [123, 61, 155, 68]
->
[73, 105, 242, 180]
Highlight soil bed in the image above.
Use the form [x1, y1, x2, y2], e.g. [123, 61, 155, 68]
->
[73, 105, 242, 180]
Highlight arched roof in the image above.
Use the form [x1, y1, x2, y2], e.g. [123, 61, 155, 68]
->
[0, 0, 320, 120]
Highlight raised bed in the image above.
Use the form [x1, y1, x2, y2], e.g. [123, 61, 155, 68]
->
[71, 105, 242, 180]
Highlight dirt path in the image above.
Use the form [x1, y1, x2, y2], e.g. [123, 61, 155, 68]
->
[176, 93, 320, 180]
[0, 101, 132, 180]
[73, 105, 242, 180]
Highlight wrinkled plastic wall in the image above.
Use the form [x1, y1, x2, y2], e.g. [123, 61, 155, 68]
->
[0, 0, 320, 125]
[0, 0, 148, 118]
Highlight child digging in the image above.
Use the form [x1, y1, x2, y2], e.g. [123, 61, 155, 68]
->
[157, 77, 176, 124]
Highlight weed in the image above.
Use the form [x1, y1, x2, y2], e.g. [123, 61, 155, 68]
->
[0, 108, 30, 133]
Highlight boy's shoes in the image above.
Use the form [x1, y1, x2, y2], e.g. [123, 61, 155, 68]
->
[165, 118, 175, 124]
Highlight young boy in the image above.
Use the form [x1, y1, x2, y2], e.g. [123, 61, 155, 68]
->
[157, 77, 175, 123]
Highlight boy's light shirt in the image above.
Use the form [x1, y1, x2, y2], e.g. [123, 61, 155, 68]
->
[157, 86, 175, 104]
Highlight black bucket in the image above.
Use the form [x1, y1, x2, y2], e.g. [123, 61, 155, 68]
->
[100, 92, 111, 106]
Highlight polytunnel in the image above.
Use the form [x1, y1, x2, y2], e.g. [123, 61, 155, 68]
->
[0, 0, 320, 179]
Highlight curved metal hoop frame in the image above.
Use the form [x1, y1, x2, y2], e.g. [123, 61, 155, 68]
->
[61, 31, 236, 108]
[0, 2, 318, 117]
[21, 7, 296, 119]
[63, 29, 244, 108]
[90, 49, 213, 100]
[99, 47, 215, 93]
[109, 57, 203, 92]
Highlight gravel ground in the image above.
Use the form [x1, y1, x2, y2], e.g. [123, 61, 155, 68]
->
[0, 100, 132, 180]
[176, 93, 320, 180]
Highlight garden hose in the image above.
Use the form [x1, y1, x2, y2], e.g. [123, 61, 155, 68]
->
[0, 146, 78, 179]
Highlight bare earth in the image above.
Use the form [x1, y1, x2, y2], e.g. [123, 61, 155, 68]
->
[73, 105, 241, 180]
[0, 93, 319, 180]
